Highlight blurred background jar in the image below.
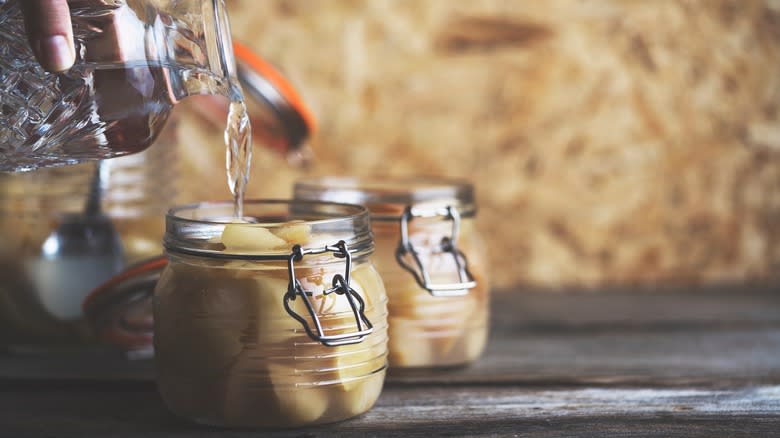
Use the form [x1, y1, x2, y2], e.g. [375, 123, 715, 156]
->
[0, 142, 174, 347]
[0, 44, 314, 349]
[294, 177, 490, 369]
[154, 200, 387, 428]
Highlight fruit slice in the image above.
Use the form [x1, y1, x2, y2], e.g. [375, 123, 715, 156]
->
[153, 264, 257, 378]
[221, 223, 287, 251]
[272, 222, 312, 245]
[267, 362, 330, 425]
[253, 275, 298, 345]
[331, 371, 385, 417]
[387, 317, 434, 367]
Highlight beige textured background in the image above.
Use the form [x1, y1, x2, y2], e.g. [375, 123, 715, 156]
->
[172, 0, 780, 290]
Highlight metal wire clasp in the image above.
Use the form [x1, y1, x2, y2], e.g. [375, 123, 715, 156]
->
[283, 240, 373, 347]
[395, 206, 477, 297]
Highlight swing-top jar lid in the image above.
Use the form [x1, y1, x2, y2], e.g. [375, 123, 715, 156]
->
[293, 176, 476, 221]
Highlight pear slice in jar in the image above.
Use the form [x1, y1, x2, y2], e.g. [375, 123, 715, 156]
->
[153, 263, 258, 379]
[461, 322, 488, 362]
[388, 249, 480, 366]
[428, 292, 478, 360]
[219, 274, 330, 427]
[292, 266, 385, 391]
[328, 340, 386, 415]
[330, 371, 385, 417]
[387, 316, 435, 367]
[335, 265, 387, 389]
[221, 223, 287, 252]
[221, 348, 331, 428]
[272, 221, 312, 245]
[278, 271, 382, 420]
[253, 274, 299, 345]
[266, 361, 330, 426]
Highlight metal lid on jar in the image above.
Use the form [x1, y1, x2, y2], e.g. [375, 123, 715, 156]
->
[293, 177, 477, 221]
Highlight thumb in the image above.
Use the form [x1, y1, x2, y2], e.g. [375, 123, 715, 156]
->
[20, 0, 75, 73]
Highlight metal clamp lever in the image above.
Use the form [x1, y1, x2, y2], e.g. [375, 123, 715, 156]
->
[283, 240, 373, 346]
[395, 205, 477, 297]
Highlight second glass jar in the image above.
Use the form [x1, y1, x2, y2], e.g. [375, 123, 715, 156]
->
[154, 200, 388, 428]
[294, 177, 489, 369]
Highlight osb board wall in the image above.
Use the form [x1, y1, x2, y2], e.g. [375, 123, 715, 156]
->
[172, 0, 780, 290]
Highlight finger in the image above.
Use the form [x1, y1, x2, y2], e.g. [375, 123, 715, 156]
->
[20, 0, 75, 72]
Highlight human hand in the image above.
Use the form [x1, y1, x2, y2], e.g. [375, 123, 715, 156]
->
[20, 0, 76, 72]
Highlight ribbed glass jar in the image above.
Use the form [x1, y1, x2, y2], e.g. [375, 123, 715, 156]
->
[154, 200, 388, 428]
[294, 177, 489, 369]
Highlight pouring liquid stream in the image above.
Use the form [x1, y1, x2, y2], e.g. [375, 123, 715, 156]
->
[225, 91, 253, 220]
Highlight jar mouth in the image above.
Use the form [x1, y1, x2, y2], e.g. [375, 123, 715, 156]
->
[293, 176, 476, 221]
[164, 199, 373, 259]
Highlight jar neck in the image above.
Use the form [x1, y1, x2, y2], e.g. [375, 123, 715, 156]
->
[163, 200, 374, 261]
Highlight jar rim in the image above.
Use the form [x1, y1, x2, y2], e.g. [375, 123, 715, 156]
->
[164, 199, 373, 260]
[167, 199, 368, 225]
[293, 176, 476, 221]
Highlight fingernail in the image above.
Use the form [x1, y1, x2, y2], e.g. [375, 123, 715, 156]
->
[40, 35, 75, 72]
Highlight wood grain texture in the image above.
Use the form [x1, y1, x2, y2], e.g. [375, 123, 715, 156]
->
[175, 0, 780, 289]
[0, 382, 778, 437]
[1, 288, 778, 436]
[2, 287, 780, 385]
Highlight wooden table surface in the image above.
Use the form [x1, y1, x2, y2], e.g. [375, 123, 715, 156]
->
[1, 286, 780, 437]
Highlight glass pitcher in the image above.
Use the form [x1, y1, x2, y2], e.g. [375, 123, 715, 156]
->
[0, 0, 238, 172]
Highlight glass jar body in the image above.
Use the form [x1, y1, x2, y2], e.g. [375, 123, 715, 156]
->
[293, 177, 491, 369]
[153, 200, 388, 428]
[373, 216, 489, 368]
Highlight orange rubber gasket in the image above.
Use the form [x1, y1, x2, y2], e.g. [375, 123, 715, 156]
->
[233, 40, 317, 134]
[82, 256, 168, 316]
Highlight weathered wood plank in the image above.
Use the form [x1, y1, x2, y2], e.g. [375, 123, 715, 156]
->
[390, 326, 780, 386]
[491, 286, 780, 330]
[3, 325, 780, 386]
[0, 382, 778, 437]
[0, 289, 779, 436]
[1, 288, 779, 386]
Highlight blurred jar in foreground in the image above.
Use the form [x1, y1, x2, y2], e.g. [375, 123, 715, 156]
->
[154, 200, 388, 428]
[0, 44, 315, 349]
[294, 177, 489, 369]
[0, 139, 174, 346]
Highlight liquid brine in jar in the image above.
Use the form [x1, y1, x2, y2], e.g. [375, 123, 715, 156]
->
[294, 177, 490, 369]
[153, 200, 388, 428]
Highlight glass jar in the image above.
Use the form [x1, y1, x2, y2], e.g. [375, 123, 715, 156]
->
[0, 0, 238, 171]
[294, 177, 490, 369]
[154, 200, 388, 428]
[0, 140, 174, 346]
